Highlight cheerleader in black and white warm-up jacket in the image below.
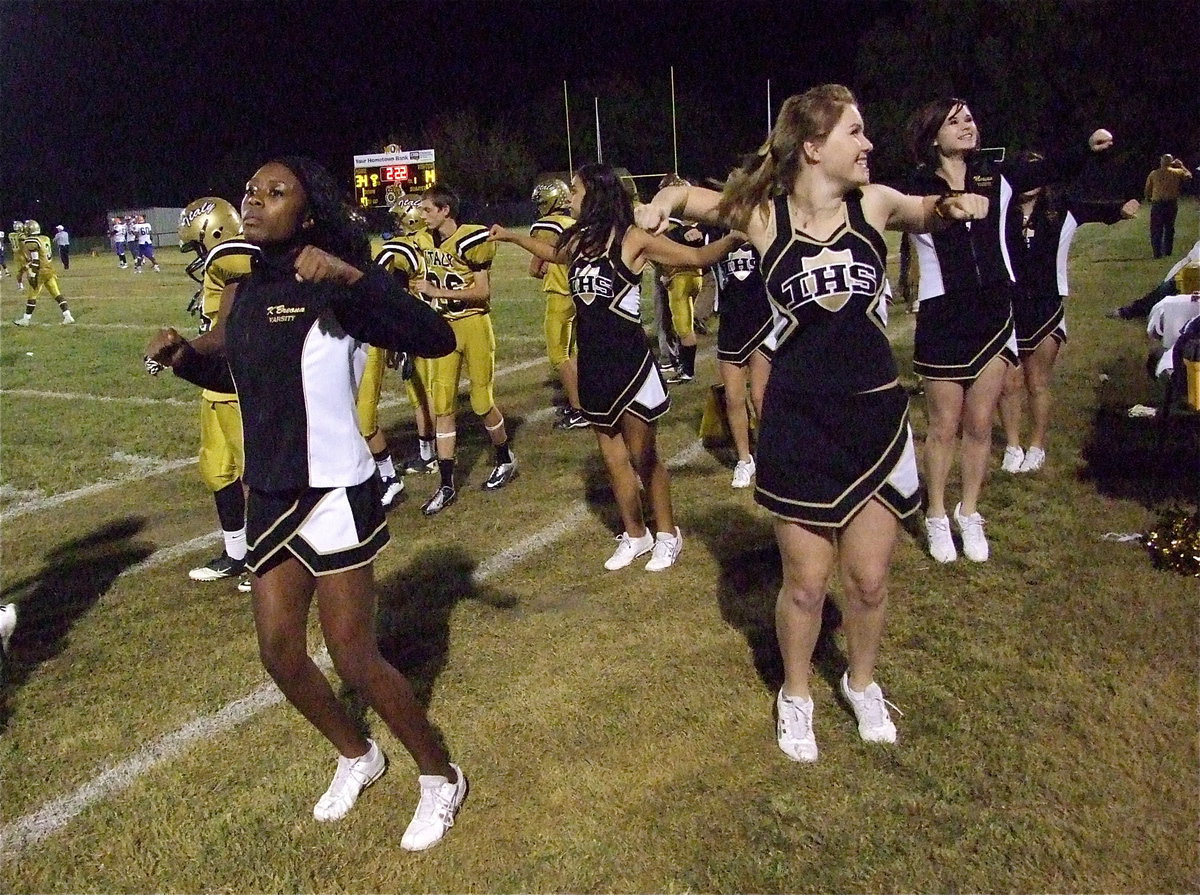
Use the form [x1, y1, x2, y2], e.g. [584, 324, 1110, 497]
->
[904, 98, 1115, 563]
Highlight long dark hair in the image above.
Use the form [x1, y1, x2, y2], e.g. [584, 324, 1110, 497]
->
[562, 163, 633, 258]
[266, 155, 371, 267]
[906, 97, 976, 169]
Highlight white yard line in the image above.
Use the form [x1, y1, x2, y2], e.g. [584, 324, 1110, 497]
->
[0, 455, 196, 522]
[0, 438, 710, 861]
[0, 389, 192, 407]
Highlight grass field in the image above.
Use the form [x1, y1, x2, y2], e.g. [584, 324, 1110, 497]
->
[1, 204, 1197, 893]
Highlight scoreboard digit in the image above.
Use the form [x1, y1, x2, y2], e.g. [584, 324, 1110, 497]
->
[352, 148, 437, 208]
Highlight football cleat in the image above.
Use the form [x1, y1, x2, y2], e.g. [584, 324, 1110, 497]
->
[553, 409, 590, 430]
[380, 475, 405, 510]
[189, 552, 246, 581]
[422, 485, 457, 516]
[401, 453, 437, 474]
[482, 454, 518, 491]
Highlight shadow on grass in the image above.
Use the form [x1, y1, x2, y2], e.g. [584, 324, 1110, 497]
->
[1078, 355, 1199, 506]
[0, 516, 154, 733]
[338, 544, 518, 745]
[687, 506, 845, 694]
[581, 451, 622, 535]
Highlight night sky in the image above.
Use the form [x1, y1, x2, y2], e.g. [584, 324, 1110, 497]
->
[3, 0, 1195, 237]
[1, 0, 895, 235]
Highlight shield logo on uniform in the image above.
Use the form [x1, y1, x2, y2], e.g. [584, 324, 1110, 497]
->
[571, 262, 608, 306]
[802, 247, 855, 313]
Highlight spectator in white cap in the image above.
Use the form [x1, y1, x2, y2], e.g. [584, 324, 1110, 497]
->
[53, 225, 70, 269]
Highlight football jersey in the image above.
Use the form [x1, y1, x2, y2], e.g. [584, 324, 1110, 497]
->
[420, 224, 496, 321]
[111, 222, 128, 242]
[135, 222, 153, 244]
[530, 212, 575, 296]
[200, 240, 257, 401]
[22, 234, 54, 273]
[9, 230, 25, 259]
[374, 234, 428, 287]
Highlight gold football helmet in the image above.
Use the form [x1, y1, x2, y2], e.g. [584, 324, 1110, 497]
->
[531, 179, 571, 216]
[390, 198, 425, 235]
[23, 220, 40, 236]
[179, 197, 241, 282]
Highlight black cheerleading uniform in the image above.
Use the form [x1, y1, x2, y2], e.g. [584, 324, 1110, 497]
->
[175, 244, 454, 574]
[755, 192, 919, 527]
[713, 238, 776, 364]
[1006, 191, 1127, 356]
[569, 231, 670, 428]
[906, 150, 1091, 380]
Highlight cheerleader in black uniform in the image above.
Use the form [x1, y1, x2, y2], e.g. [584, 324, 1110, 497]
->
[998, 152, 1139, 473]
[640, 85, 988, 762]
[490, 164, 740, 572]
[146, 158, 469, 851]
[904, 99, 1115, 562]
[712, 235, 775, 488]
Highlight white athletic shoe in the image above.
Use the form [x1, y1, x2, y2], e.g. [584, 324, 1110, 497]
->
[12, 315, 30, 326]
[953, 502, 989, 562]
[840, 672, 899, 744]
[604, 530, 654, 570]
[313, 740, 387, 822]
[401, 763, 468, 851]
[925, 515, 957, 563]
[380, 475, 404, 509]
[776, 689, 818, 763]
[0, 603, 16, 654]
[1001, 445, 1024, 473]
[61, 311, 75, 325]
[644, 527, 683, 572]
[732, 457, 756, 489]
[1018, 446, 1046, 473]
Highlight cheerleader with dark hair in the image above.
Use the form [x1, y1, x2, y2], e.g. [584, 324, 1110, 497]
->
[903, 99, 1114, 562]
[146, 157, 466, 851]
[998, 151, 1139, 474]
[491, 163, 740, 572]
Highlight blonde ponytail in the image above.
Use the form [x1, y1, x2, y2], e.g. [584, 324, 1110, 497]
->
[719, 84, 857, 230]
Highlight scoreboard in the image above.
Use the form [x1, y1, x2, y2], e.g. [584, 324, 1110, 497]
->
[352, 148, 437, 208]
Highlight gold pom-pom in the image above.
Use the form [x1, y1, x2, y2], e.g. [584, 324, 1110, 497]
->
[1144, 508, 1200, 576]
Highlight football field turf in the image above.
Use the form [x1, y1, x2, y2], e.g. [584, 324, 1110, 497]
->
[0, 207, 1196, 892]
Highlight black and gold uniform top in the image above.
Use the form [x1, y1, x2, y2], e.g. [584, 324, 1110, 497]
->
[374, 234, 427, 291]
[198, 239, 257, 402]
[759, 190, 892, 394]
[173, 245, 454, 492]
[416, 224, 496, 321]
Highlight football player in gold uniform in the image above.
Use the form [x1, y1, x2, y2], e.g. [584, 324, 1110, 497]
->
[13, 221, 73, 325]
[8, 222, 29, 290]
[175, 198, 257, 583]
[411, 186, 514, 515]
[357, 198, 431, 509]
[530, 178, 587, 430]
